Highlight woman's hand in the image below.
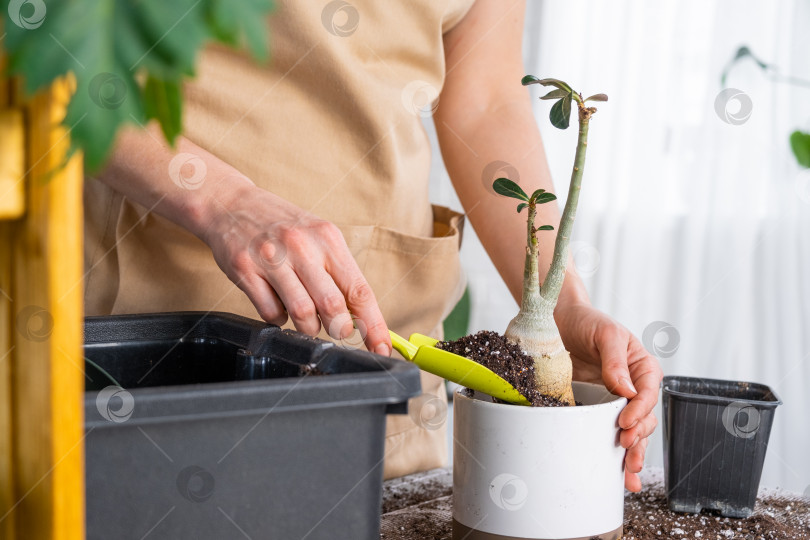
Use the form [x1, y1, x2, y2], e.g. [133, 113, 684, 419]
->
[198, 181, 392, 356]
[554, 301, 663, 492]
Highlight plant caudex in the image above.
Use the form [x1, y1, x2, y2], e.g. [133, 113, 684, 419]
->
[494, 76, 607, 406]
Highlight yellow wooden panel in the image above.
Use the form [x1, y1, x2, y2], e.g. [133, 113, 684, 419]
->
[0, 77, 85, 540]
[0, 109, 25, 219]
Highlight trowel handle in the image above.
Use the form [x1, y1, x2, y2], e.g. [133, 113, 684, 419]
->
[388, 330, 418, 362]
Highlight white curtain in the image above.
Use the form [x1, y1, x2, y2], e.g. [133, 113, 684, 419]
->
[429, 0, 810, 493]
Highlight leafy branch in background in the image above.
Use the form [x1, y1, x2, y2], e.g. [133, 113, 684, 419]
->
[722, 45, 810, 168]
[3, 0, 274, 170]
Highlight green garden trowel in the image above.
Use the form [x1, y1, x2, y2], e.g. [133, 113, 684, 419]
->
[388, 330, 531, 406]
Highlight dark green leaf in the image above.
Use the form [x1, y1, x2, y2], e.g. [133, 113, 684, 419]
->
[143, 76, 183, 144]
[4, 0, 274, 171]
[537, 78, 573, 93]
[790, 130, 810, 168]
[442, 285, 471, 341]
[530, 189, 546, 201]
[493, 178, 529, 201]
[517, 203, 528, 213]
[537, 225, 555, 231]
[540, 89, 569, 101]
[549, 95, 572, 129]
[585, 93, 608, 102]
[521, 75, 541, 86]
[535, 193, 558, 204]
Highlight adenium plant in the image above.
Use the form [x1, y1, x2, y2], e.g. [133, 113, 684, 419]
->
[493, 76, 606, 405]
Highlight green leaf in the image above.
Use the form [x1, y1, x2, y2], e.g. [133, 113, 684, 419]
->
[143, 76, 183, 144]
[493, 178, 529, 201]
[4, 0, 274, 171]
[549, 95, 573, 129]
[522, 75, 573, 93]
[442, 285, 471, 341]
[535, 193, 558, 204]
[517, 203, 528, 213]
[585, 93, 608, 102]
[537, 225, 555, 231]
[540, 89, 569, 101]
[790, 130, 810, 168]
[530, 189, 545, 201]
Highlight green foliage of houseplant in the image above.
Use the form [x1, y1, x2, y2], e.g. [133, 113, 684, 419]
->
[2, 0, 274, 170]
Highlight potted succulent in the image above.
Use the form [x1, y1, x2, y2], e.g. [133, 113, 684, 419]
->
[452, 77, 627, 540]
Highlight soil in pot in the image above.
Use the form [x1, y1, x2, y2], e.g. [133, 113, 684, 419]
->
[436, 330, 573, 407]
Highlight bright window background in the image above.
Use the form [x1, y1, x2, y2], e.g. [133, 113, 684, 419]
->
[430, 0, 810, 494]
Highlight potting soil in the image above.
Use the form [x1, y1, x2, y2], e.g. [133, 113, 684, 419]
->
[436, 330, 571, 407]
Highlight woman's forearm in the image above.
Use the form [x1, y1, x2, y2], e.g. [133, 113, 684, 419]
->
[96, 122, 255, 241]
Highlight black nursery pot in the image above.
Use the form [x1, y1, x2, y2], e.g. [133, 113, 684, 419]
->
[83, 312, 421, 540]
[662, 375, 782, 518]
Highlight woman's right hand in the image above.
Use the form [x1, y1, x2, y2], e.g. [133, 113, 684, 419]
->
[200, 181, 392, 356]
[98, 125, 391, 356]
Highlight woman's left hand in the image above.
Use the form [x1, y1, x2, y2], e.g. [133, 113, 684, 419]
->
[554, 301, 664, 492]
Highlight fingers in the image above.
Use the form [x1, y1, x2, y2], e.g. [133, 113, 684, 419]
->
[619, 354, 663, 431]
[625, 436, 647, 476]
[263, 266, 322, 336]
[620, 412, 657, 449]
[596, 327, 638, 399]
[624, 470, 642, 492]
[294, 264, 354, 340]
[237, 274, 288, 326]
[326, 245, 391, 357]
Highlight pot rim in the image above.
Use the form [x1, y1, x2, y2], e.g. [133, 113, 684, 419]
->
[662, 375, 783, 407]
[454, 381, 627, 412]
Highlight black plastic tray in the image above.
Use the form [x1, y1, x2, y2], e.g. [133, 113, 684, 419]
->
[662, 375, 781, 518]
[83, 312, 421, 540]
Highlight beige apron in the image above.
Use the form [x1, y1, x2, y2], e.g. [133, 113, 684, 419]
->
[84, 0, 474, 479]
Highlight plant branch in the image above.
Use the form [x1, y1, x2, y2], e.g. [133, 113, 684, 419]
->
[540, 102, 594, 304]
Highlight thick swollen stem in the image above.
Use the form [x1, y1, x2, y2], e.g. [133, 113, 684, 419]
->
[541, 104, 592, 305]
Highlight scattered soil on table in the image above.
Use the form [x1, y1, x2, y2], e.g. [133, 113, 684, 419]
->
[437, 330, 571, 407]
[382, 473, 452, 514]
[622, 483, 810, 539]
[380, 470, 810, 540]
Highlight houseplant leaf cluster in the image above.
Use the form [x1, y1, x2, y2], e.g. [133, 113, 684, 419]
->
[3, 0, 274, 170]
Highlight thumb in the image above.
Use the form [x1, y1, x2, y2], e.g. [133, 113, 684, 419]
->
[596, 330, 637, 399]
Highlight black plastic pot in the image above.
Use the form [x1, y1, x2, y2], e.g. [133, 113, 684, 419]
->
[83, 312, 421, 540]
[662, 375, 782, 518]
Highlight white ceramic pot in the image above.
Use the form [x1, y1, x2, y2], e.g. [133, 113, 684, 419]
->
[453, 382, 627, 540]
